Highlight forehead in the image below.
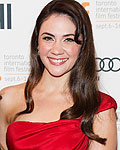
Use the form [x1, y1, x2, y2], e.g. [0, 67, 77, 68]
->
[39, 14, 76, 34]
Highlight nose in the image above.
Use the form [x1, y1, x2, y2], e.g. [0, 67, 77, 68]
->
[51, 41, 64, 56]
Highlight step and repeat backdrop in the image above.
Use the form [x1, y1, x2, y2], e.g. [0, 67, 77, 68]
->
[0, 0, 120, 148]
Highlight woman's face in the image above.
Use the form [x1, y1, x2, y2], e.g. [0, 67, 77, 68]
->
[38, 14, 82, 77]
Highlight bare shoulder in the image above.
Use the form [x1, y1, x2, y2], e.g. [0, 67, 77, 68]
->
[0, 83, 26, 149]
[89, 108, 117, 150]
[0, 82, 26, 96]
[0, 83, 26, 123]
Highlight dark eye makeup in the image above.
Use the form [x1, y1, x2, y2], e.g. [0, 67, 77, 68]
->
[64, 38, 74, 42]
[42, 36, 53, 41]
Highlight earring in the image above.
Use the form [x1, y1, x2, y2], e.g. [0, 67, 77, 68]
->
[37, 45, 39, 50]
[37, 46, 40, 55]
[37, 50, 40, 55]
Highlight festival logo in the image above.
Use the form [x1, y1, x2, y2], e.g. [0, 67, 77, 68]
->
[0, 3, 12, 29]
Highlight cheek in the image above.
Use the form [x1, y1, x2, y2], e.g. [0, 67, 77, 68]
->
[38, 42, 50, 56]
[69, 45, 80, 58]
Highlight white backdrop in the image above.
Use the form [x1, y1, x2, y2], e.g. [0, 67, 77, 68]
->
[0, 0, 120, 148]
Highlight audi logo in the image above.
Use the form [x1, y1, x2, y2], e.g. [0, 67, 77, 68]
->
[96, 57, 120, 72]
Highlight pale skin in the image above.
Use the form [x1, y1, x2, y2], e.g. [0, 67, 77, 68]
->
[0, 14, 117, 150]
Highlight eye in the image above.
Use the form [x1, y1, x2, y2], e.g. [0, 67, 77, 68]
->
[64, 38, 74, 42]
[42, 36, 54, 41]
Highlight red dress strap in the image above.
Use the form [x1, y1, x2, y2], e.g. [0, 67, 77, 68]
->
[97, 92, 117, 113]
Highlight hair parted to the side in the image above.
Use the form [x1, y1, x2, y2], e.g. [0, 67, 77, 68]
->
[15, 0, 106, 145]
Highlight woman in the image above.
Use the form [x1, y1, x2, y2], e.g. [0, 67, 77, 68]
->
[0, 0, 117, 149]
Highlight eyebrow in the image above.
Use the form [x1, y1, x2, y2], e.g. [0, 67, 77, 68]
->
[63, 34, 75, 37]
[41, 32, 55, 37]
[41, 32, 75, 37]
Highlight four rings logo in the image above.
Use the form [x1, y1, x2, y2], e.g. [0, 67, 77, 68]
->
[96, 57, 120, 72]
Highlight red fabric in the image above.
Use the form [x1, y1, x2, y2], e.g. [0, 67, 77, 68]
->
[6, 92, 117, 150]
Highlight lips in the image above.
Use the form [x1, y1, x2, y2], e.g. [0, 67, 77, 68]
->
[48, 57, 68, 66]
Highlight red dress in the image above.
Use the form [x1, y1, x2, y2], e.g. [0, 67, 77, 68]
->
[6, 92, 117, 150]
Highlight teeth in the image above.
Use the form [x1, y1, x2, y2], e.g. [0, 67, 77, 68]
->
[49, 58, 68, 63]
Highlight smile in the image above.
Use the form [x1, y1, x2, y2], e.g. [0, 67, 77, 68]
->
[48, 57, 68, 65]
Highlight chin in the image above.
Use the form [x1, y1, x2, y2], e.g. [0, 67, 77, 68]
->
[48, 70, 69, 78]
[50, 72, 65, 77]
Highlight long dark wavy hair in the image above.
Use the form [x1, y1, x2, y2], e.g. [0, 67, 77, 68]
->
[16, 0, 106, 145]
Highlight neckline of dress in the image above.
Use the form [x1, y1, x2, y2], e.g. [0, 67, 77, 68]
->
[8, 117, 82, 128]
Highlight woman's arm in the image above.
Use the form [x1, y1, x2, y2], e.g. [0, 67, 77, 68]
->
[89, 108, 117, 150]
[0, 84, 26, 150]
[0, 86, 18, 150]
[0, 89, 9, 150]
[0, 143, 6, 150]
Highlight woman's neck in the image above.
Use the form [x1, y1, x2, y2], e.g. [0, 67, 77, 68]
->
[37, 69, 70, 94]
